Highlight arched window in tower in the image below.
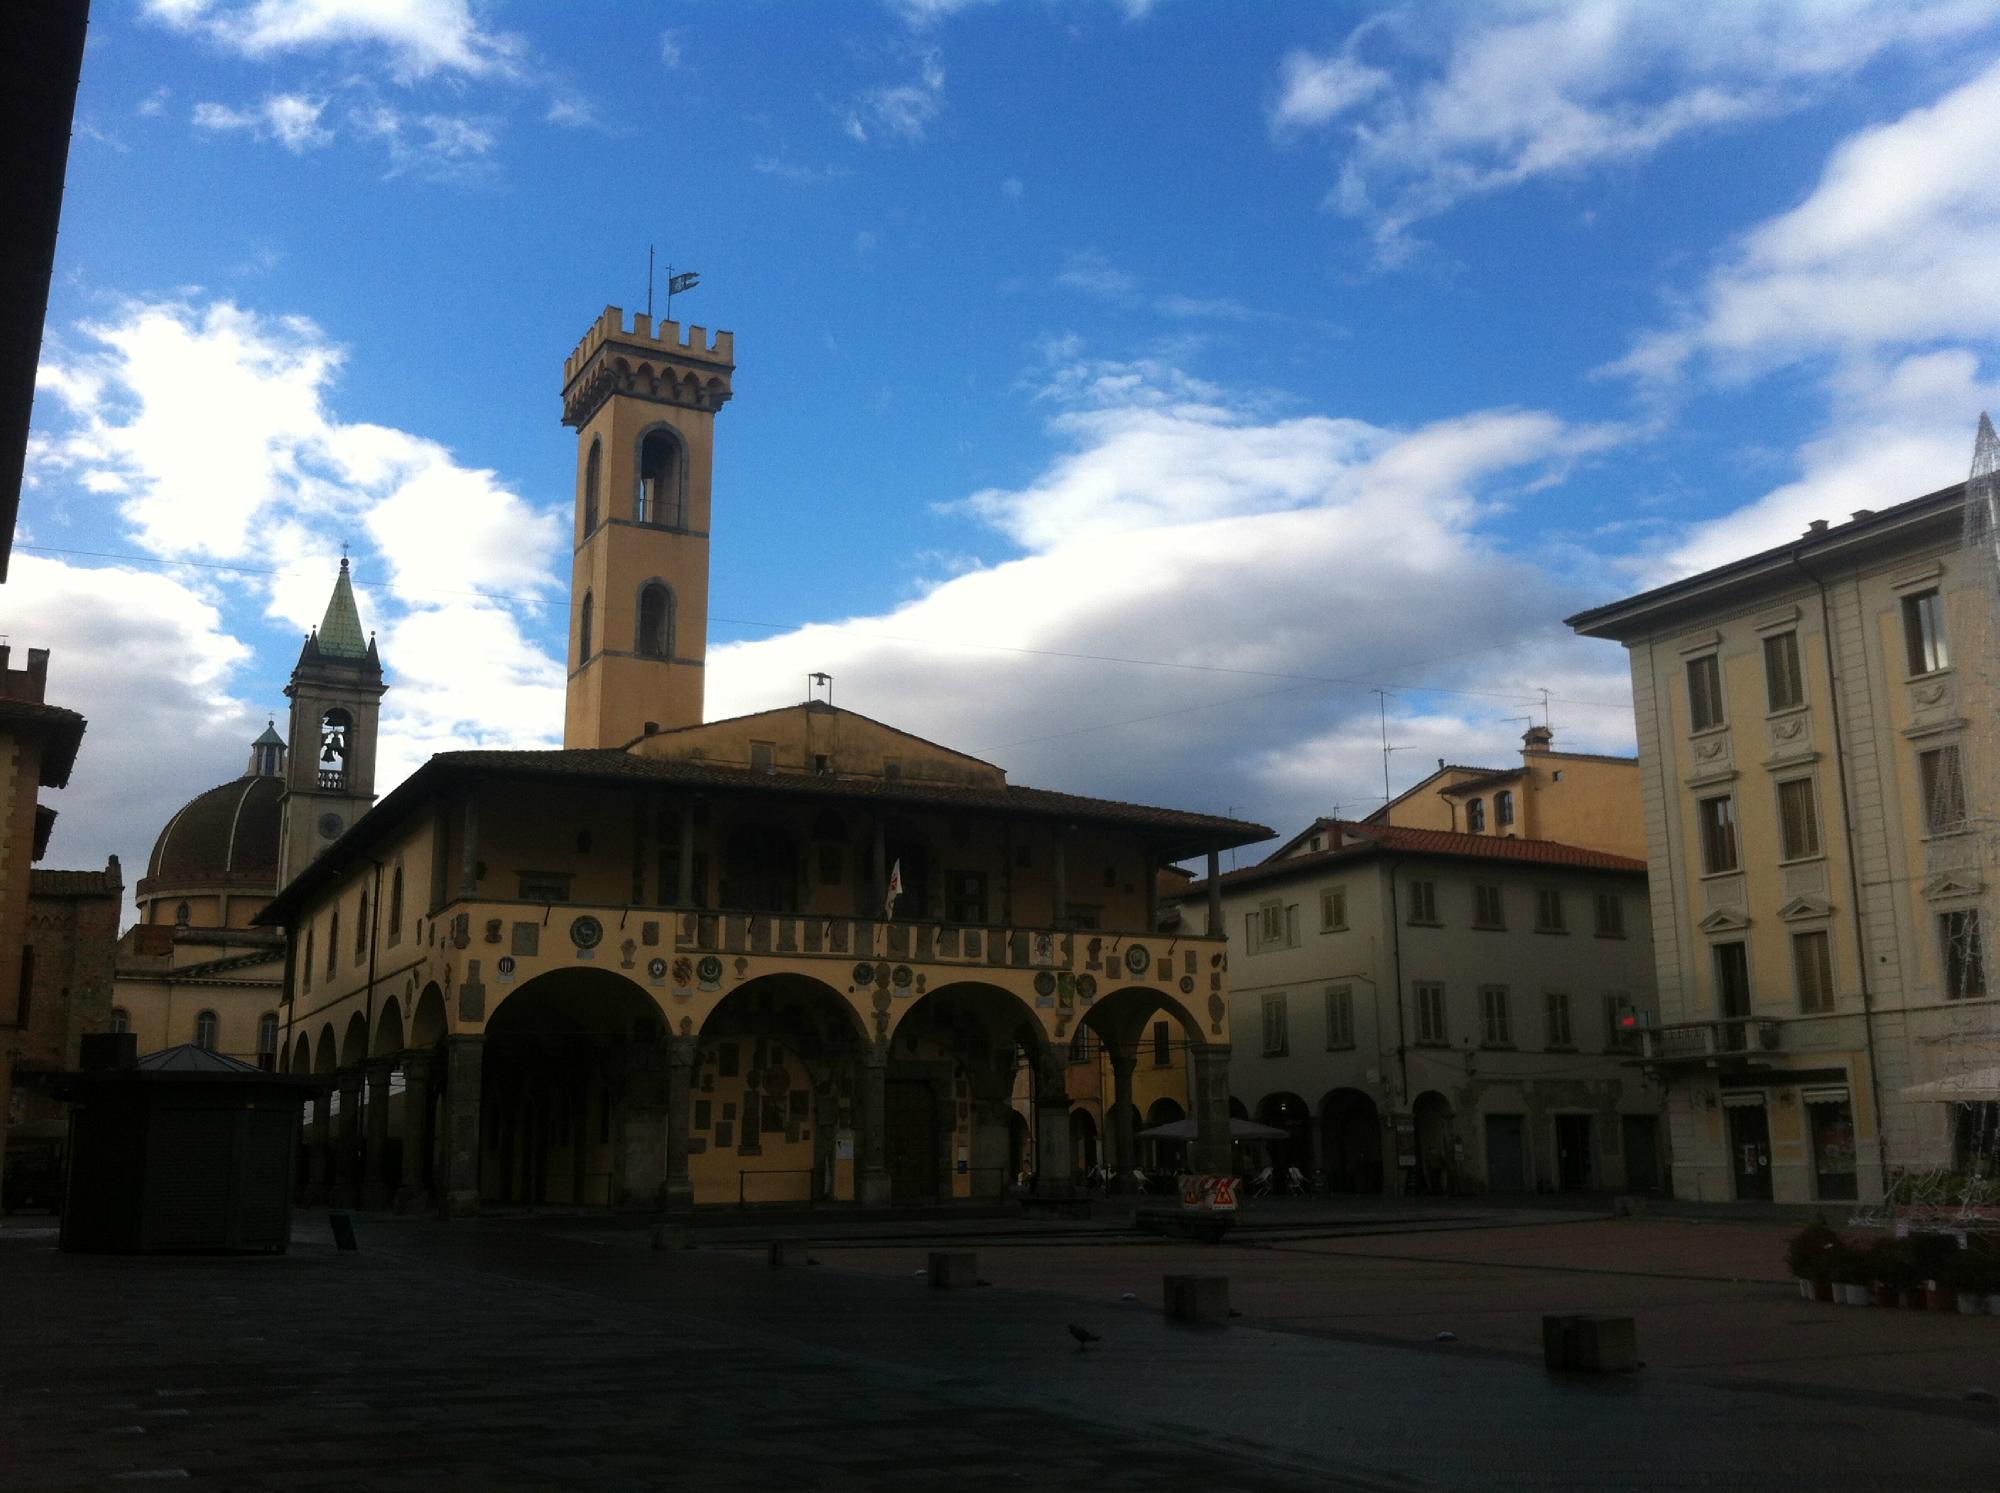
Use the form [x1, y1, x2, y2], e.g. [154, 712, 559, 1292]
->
[175, 900, 191, 926]
[194, 1009, 219, 1052]
[583, 437, 602, 534]
[579, 591, 594, 663]
[637, 583, 673, 658]
[637, 429, 681, 526]
[257, 1011, 279, 1070]
[110, 1007, 130, 1034]
[318, 708, 353, 790]
[1466, 798, 1485, 833]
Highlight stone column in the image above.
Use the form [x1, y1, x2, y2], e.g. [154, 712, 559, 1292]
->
[394, 1049, 434, 1214]
[664, 1035, 696, 1214]
[1108, 1048, 1137, 1193]
[1190, 1042, 1234, 1176]
[617, 1040, 668, 1209]
[1034, 1049, 1073, 1195]
[438, 1034, 484, 1217]
[857, 1039, 892, 1208]
[361, 1058, 394, 1210]
[308, 1086, 333, 1204]
[334, 1068, 363, 1208]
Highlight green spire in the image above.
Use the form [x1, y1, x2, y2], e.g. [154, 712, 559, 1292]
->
[316, 558, 368, 660]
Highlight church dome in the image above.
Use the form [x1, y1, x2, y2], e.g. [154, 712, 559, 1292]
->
[140, 766, 284, 897]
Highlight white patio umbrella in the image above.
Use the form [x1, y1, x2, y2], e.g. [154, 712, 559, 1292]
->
[1134, 1116, 1289, 1141]
[1898, 1066, 2000, 1102]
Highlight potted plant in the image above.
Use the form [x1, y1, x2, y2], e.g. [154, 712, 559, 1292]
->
[1864, 1237, 1910, 1308]
[1954, 1252, 1994, 1316]
[1787, 1222, 1841, 1302]
[1831, 1241, 1870, 1305]
[1911, 1231, 1962, 1313]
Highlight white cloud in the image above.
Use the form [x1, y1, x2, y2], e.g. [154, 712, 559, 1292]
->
[1001, 175, 1024, 200]
[138, 86, 171, 118]
[660, 29, 683, 69]
[349, 104, 498, 182]
[30, 296, 568, 846]
[1057, 250, 1139, 298]
[144, 0, 523, 82]
[1619, 55, 2000, 383]
[847, 51, 946, 144]
[192, 92, 333, 151]
[2, 554, 258, 885]
[705, 345, 1635, 833]
[1278, 0, 2000, 262]
[753, 156, 852, 184]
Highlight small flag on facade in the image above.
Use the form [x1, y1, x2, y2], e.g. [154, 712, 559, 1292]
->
[885, 858, 903, 918]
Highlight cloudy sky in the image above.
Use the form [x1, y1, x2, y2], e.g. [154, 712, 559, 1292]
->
[15, 0, 2000, 894]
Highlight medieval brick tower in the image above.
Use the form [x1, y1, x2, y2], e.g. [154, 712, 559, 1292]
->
[277, 560, 385, 888]
[559, 307, 734, 749]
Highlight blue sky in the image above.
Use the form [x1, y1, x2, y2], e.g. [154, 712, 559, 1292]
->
[16, 0, 2000, 884]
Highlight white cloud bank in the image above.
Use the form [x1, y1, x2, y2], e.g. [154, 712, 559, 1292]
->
[144, 0, 523, 81]
[1274, 0, 1999, 262]
[27, 297, 566, 881]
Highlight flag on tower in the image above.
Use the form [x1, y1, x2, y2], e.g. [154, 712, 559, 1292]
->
[884, 858, 903, 918]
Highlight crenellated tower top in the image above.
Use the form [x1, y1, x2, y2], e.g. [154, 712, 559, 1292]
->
[561, 305, 734, 429]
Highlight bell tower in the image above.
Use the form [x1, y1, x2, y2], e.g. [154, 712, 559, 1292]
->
[277, 558, 386, 888]
[560, 305, 733, 749]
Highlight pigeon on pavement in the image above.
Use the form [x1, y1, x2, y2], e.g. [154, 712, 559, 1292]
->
[1068, 1324, 1101, 1350]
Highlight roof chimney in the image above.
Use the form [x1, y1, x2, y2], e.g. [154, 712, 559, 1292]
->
[1522, 724, 1554, 754]
[1805, 519, 1830, 536]
[1850, 509, 1874, 522]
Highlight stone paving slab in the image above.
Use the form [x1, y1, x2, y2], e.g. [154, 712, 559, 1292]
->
[5, 1212, 1999, 1490]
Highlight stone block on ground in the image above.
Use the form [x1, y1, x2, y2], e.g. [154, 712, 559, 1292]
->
[652, 1224, 692, 1251]
[1543, 1313, 1638, 1373]
[768, 1238, 813, 1268]
[1164, 1273, 1230, 1323]
[928, 1250, 978, 1288]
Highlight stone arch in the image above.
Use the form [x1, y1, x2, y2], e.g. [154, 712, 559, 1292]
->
[634, 577, 675, 659]
[694, 973, 866, 1207]
[889, 980, 1048, 1202]
[290, 1032, 311, 1076]
[1070, 1107, 1100, 1174]
[313, 1022, 338, 1075]
[339, 1010, 370, 1069]
[481, 967, 666, 1208]
[373, 994, 406, 1058]
[1319, 1087, 1383, 1194]
[410, 981, 448, 1047]
[1255, 1091, 1312, 1179]
[1412, 1089, 1457, 1195]
[1141, 1096, 1186, 1172]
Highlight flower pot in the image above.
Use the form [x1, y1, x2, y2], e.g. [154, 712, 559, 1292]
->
[1924, 1282, 1955, 1312]
[1875, 1284, 1901, 1308]
[1796, 1277, 1814, 1300]
[1813, 1278, 1835, 1303]
[1901, 1286, 1926, 1310]
[1957, 1292, 1984, 1315]
[1839, 1282, 1870, 1306]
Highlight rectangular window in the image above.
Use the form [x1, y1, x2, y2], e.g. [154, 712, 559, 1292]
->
[1715, 942, 1752, 1028]
[1698, 796, 1739, 874]
[1763, 630, 1804, 712]
[387, 866, 403, 945]
[1793, 929, 1834, 1014]
[749, 740, 776, 773]
[1152, 1020, 1172, 1067]
[946, 872, 986, 924]
[518, 871, 572, 902]
[1545, 990, 1573, 1049]
[1414, 981, 1447, 1046]
[1903, 589, 1949, 675]
[1594, 892, 1625, 937]
[1535, 888, 1565, 933]
[1472, 883, 1504, 929]
[1261, 993, 1289, 1057]
[1479, 985, 1513, 1047]
[1407, 880, 1439, 925]
[1777, 777, 1822, 860]
[1324, 984, 1354, 1050]
[1319, 886, 1347, 931]
[1604, 993, 1636, 1051]
[1942, 910, 1985, 999]
[1250, 901, 1299, 952]
[1686, 653, 1725, 732]
[1920, 745, 1968, 834]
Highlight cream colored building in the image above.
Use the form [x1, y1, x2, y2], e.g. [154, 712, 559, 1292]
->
[1570, 483, 1995, 1204]
[257, 307, 1265, 1214]
[1175, 819, 1662, 1195]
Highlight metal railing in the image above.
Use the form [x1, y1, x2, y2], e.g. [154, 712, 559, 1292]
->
[1639, 1017, 1782, 1062]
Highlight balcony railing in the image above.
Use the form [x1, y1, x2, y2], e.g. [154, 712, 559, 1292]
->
[1638, 1017, 1782, 1064]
